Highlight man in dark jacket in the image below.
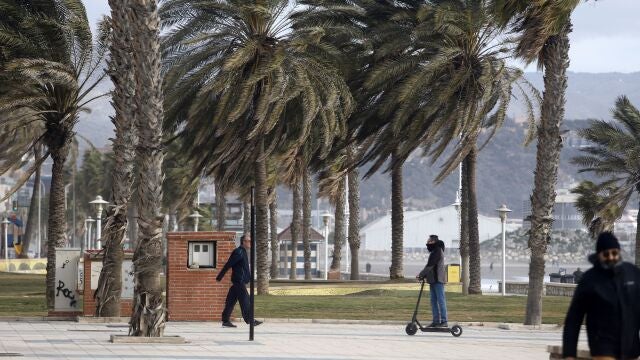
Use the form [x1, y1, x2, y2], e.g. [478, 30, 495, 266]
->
[216, 234, 262, 328]
[563, 232, 640, 359]
[418, 235, 448, 328]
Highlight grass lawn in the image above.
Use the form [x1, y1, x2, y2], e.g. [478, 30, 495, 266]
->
[0, 272, 47, 316]
[0, 272, 571, 323]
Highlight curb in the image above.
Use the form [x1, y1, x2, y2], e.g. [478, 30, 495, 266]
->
[0, 316, 563, 330]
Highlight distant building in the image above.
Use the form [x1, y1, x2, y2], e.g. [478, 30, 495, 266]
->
[359, 205, 520, 251]
[522, 188, 583, 231]
[276, 226, 327, 278]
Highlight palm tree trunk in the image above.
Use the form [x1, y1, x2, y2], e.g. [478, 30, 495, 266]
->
[45, 143, 71, 309]
[460, 159, 470, 295]
[330, 179, 346, 272]
[347, 148, 360, 280]
[243, 199, 251, 234]
[302, 169, 312, 280]
[269, 189, 278, 278]
[95, 0, 136, 317]
[635, 197, 639, 265]
[290, 180, 301, 280]
[255, 140, 269, 294]
[390, 150, 403, 279]
[525, 20, 571, 326]
[466, 146, 481, 294]
[127, 203, 138, 248]
[129, 0, 166, 336]
[21, 145, 42, 258]
[215, 181, 225, 231]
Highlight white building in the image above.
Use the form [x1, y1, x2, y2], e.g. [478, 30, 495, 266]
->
[359, 205, 521, 251]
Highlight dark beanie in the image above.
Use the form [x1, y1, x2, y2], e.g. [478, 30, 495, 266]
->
[596, 232, 620, 253]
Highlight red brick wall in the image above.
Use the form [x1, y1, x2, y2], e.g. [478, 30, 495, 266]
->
[82, 251, 133, 317]
[166, 231, 237, 321]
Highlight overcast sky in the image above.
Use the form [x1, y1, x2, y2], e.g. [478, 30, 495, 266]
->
[83, 0, 640, 73]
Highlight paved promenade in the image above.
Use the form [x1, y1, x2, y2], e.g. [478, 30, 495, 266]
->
[0, 320, 584, 359]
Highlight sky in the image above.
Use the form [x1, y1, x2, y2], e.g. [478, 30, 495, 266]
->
[83, 0, 640, 73]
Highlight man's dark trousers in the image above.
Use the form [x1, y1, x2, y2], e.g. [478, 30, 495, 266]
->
[222, 282, 250, 323]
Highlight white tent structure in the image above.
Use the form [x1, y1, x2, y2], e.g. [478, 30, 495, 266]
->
[360, 205, 521, 251]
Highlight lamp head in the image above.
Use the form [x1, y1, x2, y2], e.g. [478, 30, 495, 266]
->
[496, 204, 512, 221]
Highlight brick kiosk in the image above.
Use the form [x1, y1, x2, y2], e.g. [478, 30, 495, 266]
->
[82, 250, 134, 316]
[166, 231, 237, 321]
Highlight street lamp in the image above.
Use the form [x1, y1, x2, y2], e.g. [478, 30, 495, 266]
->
[496, 204, 512, 296]
[2, 218, 10, 268]
[189, 211, 203, 231]
[83, 217, 95, 252]
[321, 211, 333, 280]
[89, 195, 108, 249]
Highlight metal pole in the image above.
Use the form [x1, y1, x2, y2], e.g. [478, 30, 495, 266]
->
[324, 219, 329, 280]
[37, 181, 42, 258]
[3, 219, 8, 267]
[249, 186, 256, 341]
[72, 170, 76, 247]
[501, 218, 506, 296]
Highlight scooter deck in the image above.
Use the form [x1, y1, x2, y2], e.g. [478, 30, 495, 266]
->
[418, 327, 453, 333]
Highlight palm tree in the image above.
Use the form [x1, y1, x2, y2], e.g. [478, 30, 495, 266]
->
[389, 147, 403, 279]
[290, 180, 302, 279]
[491, 0, 581, 325]
[302, 169, 313, 279]
[330, 179, 346, 275]
[346, 146, 360, 279]
[268, 186, 278, 278]
[95, 1, 137, 318]
[215, 180, 226, 230]
[0, 0, 108, 308]
[160, 0, 353, 294]
[571, 181, 622, 240]
[128, 0, 166, 337]
[572, 96, 640, 263]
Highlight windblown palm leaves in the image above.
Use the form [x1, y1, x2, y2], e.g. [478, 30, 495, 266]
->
[161, 0, 354, 293]
[0, 0, 108, 308]
[572, 96, 640, 262]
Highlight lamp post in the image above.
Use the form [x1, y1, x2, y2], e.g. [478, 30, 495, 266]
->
[89, 196, 108, 249]
[3, 218, 9, 268]
[83, 217, 95, 252]
[189, 211, 203, 231]
[496, 204, 511, 296]
[321, 211, 332, 280]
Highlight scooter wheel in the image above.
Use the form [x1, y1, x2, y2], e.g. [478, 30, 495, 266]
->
[405, 322, 418, 336]
[450, 325, 462, 337]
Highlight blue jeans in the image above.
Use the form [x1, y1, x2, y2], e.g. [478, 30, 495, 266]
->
[429, 282, 448, 323]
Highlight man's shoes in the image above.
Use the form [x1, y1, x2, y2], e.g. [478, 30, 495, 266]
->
[252, 320, 263, 327]
[427, 322, 439, 328]
[437, 322, 449, 328]
[222, 321, 237, 328]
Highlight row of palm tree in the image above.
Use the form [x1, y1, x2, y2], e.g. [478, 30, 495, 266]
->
[1, 0, 596, 330]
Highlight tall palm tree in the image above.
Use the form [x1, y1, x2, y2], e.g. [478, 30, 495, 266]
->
[215, 180, 226, 230]
[160, 0, 353, 294]
[491, 0, 581, 325]
[0, 0, 108, 308]
[95, 1, 137, 318]
[389, 147, 403, 279]
[572, 96, 640, 263]
[302, 169, 313, 279]
[330, 179, 346, 275]
[128, 0, 166, 337]
[346, 145, 360, 279]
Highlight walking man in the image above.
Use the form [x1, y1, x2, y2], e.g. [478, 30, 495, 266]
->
[216, 233, 262, 328]
[563, 232, 640, 359]
[418, 234, 448, 328]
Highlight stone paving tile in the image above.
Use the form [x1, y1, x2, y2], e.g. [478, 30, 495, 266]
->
[0, 320, 588, 360]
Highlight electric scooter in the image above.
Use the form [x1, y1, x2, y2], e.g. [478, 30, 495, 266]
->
[405, 279, 463, 337]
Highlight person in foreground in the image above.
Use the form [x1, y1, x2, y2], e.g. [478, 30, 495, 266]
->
[216, 233, 262, 328]
[418, 234, 448, 328]
[563, 232, 640, 360]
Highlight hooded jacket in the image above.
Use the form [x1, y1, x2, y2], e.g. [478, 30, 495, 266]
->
[562, 254, 640, 359]
[419, 240, 447, 284]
